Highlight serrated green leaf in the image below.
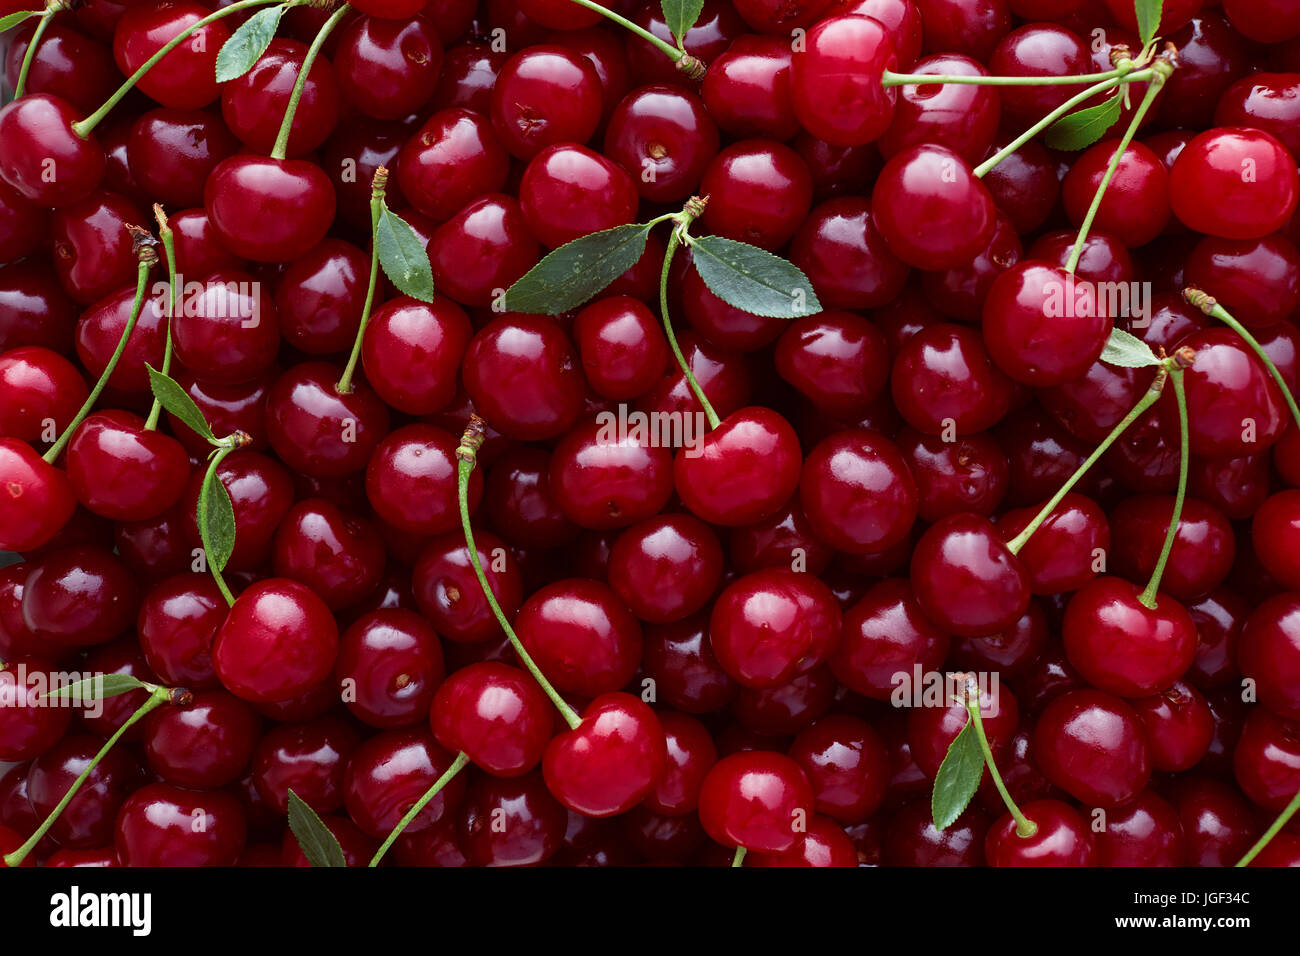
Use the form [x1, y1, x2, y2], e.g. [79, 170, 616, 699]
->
[214, 5, 286, 83]
[147, 364, 214, 442]
[1044, 94, 1124, 151]
[688, 235, 822, 319]
[660, 0, 705, 47]
[41, 674, 150, 702]
[504, 223, 652, 315]
[1100, 327, 1163, 368]
[288, 791, 346, 867]
[198, 468, 237, 573]
[0, 9, 41, 34]
[931, 721, 984, 831]
[375, 204, 434, 303]
[1135, 0, 1162, 45]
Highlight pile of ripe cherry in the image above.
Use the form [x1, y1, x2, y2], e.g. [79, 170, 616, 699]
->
[1, 0, 1300, 869]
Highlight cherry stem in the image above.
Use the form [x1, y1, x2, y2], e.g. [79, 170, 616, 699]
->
[43, 231, 157, 464]
[731, 846, 746, 867]
[72, 0, 285, 138]
[1006, 364, 1169, 555]
[1139, 364, 1189, 609]
[660, 198, 721, 431]
[270, 3, 348, 162]
[456, 418, 582, 731]
[973, 72, 1141, 180]
[1186, 289, 1300, 434]
[202, 441, 240, 607]
[1236, 783, 1300, 867]
[2, 684, 185, 867]
[963, 676, 1036, 839]
[368, 750, 470, 868]
[882, 65, 1138, 89]
[144, 206, 178, 432]
[1064, 69, 1168, 275]
[337, 167, 387, 396]
[13, 1, 64, 101]
[564, 0, 699, 75]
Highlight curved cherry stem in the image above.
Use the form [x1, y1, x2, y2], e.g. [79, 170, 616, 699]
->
[1237, 784, 1300, 867]
[963, 677, 1035, 839]
[1185, 289, 1300, 434]
[72, 0, 286, 138]
[1064, 66, 1169, 275]
[336, 167, 387, 395]
[270, 3, 348, 161]
[731, 846, 747, 867]
[43, 231, 157, 464]
[1139, 361, 1190, 609]
[1006, 364, 1169, 555]
[144, 206, 178, 432]
[369, 750, 470, 868]
[3, 683, 190, 867]
[13, 1, 64, 101]
[883, 65, 1138, 88]
[457, 418, 582, 731]
[660, 198, 721, 431]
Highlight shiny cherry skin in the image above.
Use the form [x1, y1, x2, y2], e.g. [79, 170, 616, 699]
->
[548, 416, 674, 531]
[1, 261, 80, 354]
[700, 139, 813, 251]
[127, 109, 239, 210]
[829, 578, 949, 700]
[212, 578, 339, 705]
[137, 573, 226, 690]
[1108, 494, 1234, 602]
[463, 314, 584, 441]
[572, 296, 669, 400]
[266, 362, 390, 478]
[0, 659, 74, 761]
[334, 13, 443, 120]
[879, 53, 998, 164]
[271, 498, 385, 610]
[898, 428, 1007, 522]
[205, 156, 336, 263]
[642, 613, 740, 713]
[1094, 790, 1185, 866]
[1062, 577, 1198, 698]
[0, 94, 105, 207]
[730, 498, 834, 576]
[4, 21, 118, 115]
[50, 190, 146, 306]
[412, 529, 523, 643]
[519, 143, 638, 250]
[789, 198, 909, 312]
[252, 716, 360, 815]
[799, 428, 916, 553]
[490, 44, 603, 161]
[698, 751, 813, 854]
[142, 690, 260, 789]
[279, 815, 376, 867]
[112, 1, 229, 108]
[64, 410, 188, 522]
[1169, 127, 1299, 239]
[883, 800, 988, 866]
[891, 323, 1014, 435]
[642, 712, 716, 816]
[605, 84, 720, 203]
[789, 715, 889, 824]
[1169, 776, 1257, 867]
[483, 446, 578, 549]
[1238, 593, 1300, 721]
[336, 609, 444, 730]
[673, 406, 801, 527]
[1252, 490, 1300, 591]
[0, 347, 85, 444]
[366, 424, 473, 537]
[343, 730, 465, 839]
[995, 493, 1108, 596]
[910, 512, 1029, 638]
[0, 438, 76, 551]
[0, 179, 46, 263]
[907, 678, 1019, 779]
[638, 330, 754, 422]
[1062, 139, 1170, 247]
[985, 799, 1095, 867]
[363, 295, 471, 414]
[273, 238, 369, 353]
[872, 143, 995, 270]
[747, 815, 858, 867]
[1184, 233, 1300, 331]
[775, 311, 890, 418]
[396, 108, 509, 222]
[1215, 72, 1300, 159]
[709, 568, 841, 689]
[607, 513, 722, 623]
[1131, 680, 1214, 773]
[1233, 707, 1300, 811]
[456, 768, 567, 867]
[26, 735, 140, 849]
[115, 783, 245, 867]
[516, 578, 641, 697]
[429, 194, 541, 308]
[431, 662, 552, 777]
[221, 38, 339, 156]
[170, 269, 280, 385]
[701, 35, 796, 141]
[624, 0, 746, 87]
[1033, 689, 1151, 808]
[75, 284, 170, 392]
[678, 249, 787, 352]
[21, 545, 137, 646]
[543, 692, 666, 817]
[790, 15, 897, 147]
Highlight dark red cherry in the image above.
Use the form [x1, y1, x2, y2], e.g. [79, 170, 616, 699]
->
[142, 690, 260, 789]
[605, 84, 720, 203]
[988, 23, 1089, 124]
[112, 1, 230, 109]
[221, 38, 340, 156]
[516, 578, 642, 697]
[607, 513, 722, 623]
[638, 330, 755, 422]
[178, 450, 294, 572]
[64, 410, 188, 522]
[50, 190, 147, 306]
[412, 529, 523, 644]
[1108, 494, 1234, 602]
[543, 692, 666, 817]
[0, 94, 104, 207]
[266, 362, 391, 477]
[252, 716, 360, 815]
[270, 498, 385, 610]
[572, 296, 669, 400]
[1131, 680, 1214, 773]
[701, 35, 796, 141]
[1033, 689, 1151, 808]
[456, 768, 566, 867]
[995, 493, 1108, 596]
[1233, 707, 1300, 811]
[0, 659, 74, 761]
[700, 138, 813, 251]
[799, 428, 916, 553]
[985, 799, 1095, 866]
[463, 314, 583, 440]
[1095, 790, 1185, 867]
[1185, 233, 1300, 331]
[0, 179, 47, 263]
[396, 107, 509, 222]
[519, 142, 638, 249]
[365, 424, 473, 537]
[205, 156, 336, 263]
[334, 13, 443, 120]
[829, 579, 948, 700]
[879, 53, 999, 164]
[789, 715, 888, 825]
[137, 573, 225, 690]
[790, 15, 897, 147]
[698, 751, 813, 854]
[1169, 776, 1256, 867]
[624, 0, 746, 87]
[0, 438, 75, 552]
[883, 800, 988, 866]
[334, 609, 443, 730]
[343, 730, 465, 839]
[897, 427, 1007, 522]
[279, 814, 376, 867]
[642, 613, 740, 713]
[548, 416, 674, 531]
[115, 783, 245, 867]
[21, 545, 137, 646]
[890, 322, 1014, 435]
[127, 109, 239, 210]
[1238, 594, 1300, 722]
[274, 239, 369, 356]
[429, 194, 541, 308]
[431, 662, 552, 777]
[789, 197, 909, 312]
[673, 406, 801, 527]
[490, 44, 603, 160]
[910, 512, 1028, 638]
[4, 21, 119, 116]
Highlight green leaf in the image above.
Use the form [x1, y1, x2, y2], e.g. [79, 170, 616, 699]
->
[287, 791, 346, 868]
[42, 674, 150, 702]
[0, 9, 41, 34]
[1100, 327, 1163, 368]
[1044, 94, 1124, 151]
[147, 364, 214, 442]
[1135, 0, 1162, 45]
[931, 720, 985, 831]
[214, 4, 286, 83]
[504, 223, 652, 315]
[198, 468, 237, 573]
[375, 204, 435, 303]
[660, 0, 705, 47]
[688, 235, 822, 319]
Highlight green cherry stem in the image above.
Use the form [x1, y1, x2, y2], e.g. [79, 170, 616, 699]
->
[1139, 357, 1191, 609]
[731, 846, 747, 867]
[43, 227, 157, 464]
[963, 676, 1036, 839]
[1064, 64, 1170, 275]
[564, 0, 704, 77]
[144, 205, 179, 432]
[72, 0, 287, 138]
[336, 166, 387, 395]
[369, 750, 470, 868]
[13, 0, 66, 100]
[201, 436, 245, 608]
[1185, 288, 1300, 433]
[3, 683, 192, 867]
[1006, 364, 1169, 555]
[660, 197, 721, 431]
[269, 3, 348, 161]
[1236, 784, 1300, 867]
[883, 65, 1135, 88]
[457, 417, 582, 731]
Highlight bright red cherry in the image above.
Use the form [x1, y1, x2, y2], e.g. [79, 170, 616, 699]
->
[910, 513, 1028, 638]
[879, 53, 999, 164]
[572, 296, 669, 400]
[607, 513, 723, 623]
[605, 84, 720, 203]
[365, 424, 471, 537]
[266, 362, 390, 478]
[115, 783, 245, 867]
[697, 751, 814, 854]
[673, 406, 801, 527]
[463, 314, 584, 441]
[1033, 689, 1151, 808]
[799, 428, 917, 553]
[142, 690, 260, 790]
[872, 143, 995, 269]
[519, 143, 639, 249]
[995, 493, 1108, 596]
[137, 573, 226, 690]
[891, 323, 1014, 435]
[0, 438, 76, 551]
[516, 578, 641, 697]
[1184, 233, 1300, 331]
[790, 15, 897, 147]
[64, 410, 189, 522]
[543, 692, 666, 817]
[221, 38, 339, 156]
[270, 498, 386, 610]
[204, 156, 336, 263]
[1169, 127, 1299, 239]
[788, 715, 889, 824]
[985, 799, 1095, 866]
[396, 108, 509, 222]
[1233, 707, 1300, 811]
[337, 609, 444, 730]
[112, 1, 229, 109]
[490, 45, 603, 161]
[431, 662, 553, 777]
[0, 94, 105, 208]
[988, 23, 1090, 124]
[412, 529, 523, 644]
[1131, 680, 1214, 773]
[333, 13, 443, 121]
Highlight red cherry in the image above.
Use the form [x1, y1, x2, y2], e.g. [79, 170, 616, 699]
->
[829, 578, 949, 700]
[0, 659, 74, 761]
[701, 35, 796, 141]
[891, 323, 1014, 435]
[548, 415, 674, 531]
[1033, 689, 1151, 808]
[412, 529, 523, 644]
[343, 730, 465, 839]
[572, 296, 669, 400]
[543, 692, 665, 817]
[0, 94, 105, 207]
[1239, 593, 1300, 721]
[456, 768, 566, 867]
[142, 690, 260, 789]
[112, 0, 230, 109]
[988, 23, 1090, 124]
[700, 138, 813, 251]
[1233, 707, 1300, 811]
[204, 156, 336, 263]
[463, 314, 584, 441]
[673, 406, 801, 526]
[490, 44, 603, 161]
[334, 13, 443, 121]
[137, 573, 226, 690]
[880, 53, 999, 164]
[1169, 127, 1299, 239]
[790, 15, 897, 147]
[0, 347, 86, 445]
[788, 715, 889, 824]
[115, 783, 245, 867]
[605, 84, 720, 202]
[608, 513, 723, 623]
[910, 512, 1029, 638]
[1131, 680, 1214, 773]
[431, 662, 553, 777]
[266, 362, 390, 478]
[516, 578, 641, 697]
[789, 197, 910, 312]
[799, 428, 917, 553]
[365, 424, 471, 536]
[995, 493, 1108, 596]
[698, 750, 813, 854]
[985, 799, 1095, 866]
[221, 38, 340, 156]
